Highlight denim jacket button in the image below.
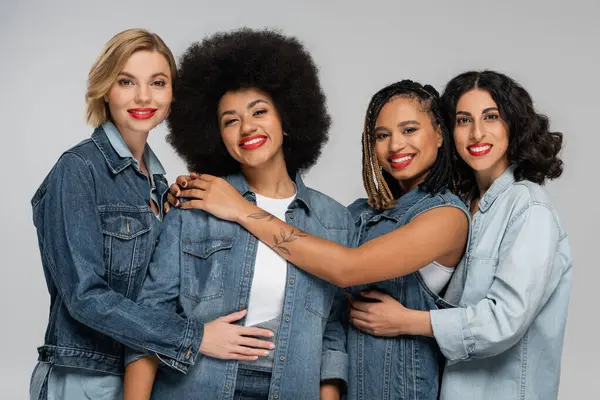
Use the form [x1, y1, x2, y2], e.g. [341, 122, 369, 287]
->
[289, 279, 294, 285]
[285, 316, 290, 322]
[279, 355, 285, 361]
[273, 394, 279, 399]
[289, 214, 294, 220]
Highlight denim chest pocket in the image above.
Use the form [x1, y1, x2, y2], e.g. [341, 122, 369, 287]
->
[99, 208, 154, 296]
[182, 237, 233, 302]
[461, 256, 499, 305]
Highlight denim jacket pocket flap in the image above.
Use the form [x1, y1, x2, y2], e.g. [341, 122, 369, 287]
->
[182, 238, 234, 259]
[100, 211, 152, 240]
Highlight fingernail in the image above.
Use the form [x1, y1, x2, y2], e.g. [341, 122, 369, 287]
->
[269, 343, 275, 349]
[263, 351, 269, 356]
[174, 200, 180, 207]
[268, 331, 274, 337]
[181, 181, 187, 188]
[252, 356, 258, 360]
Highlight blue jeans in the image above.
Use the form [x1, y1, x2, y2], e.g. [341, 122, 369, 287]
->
[234, 368, 271, 400]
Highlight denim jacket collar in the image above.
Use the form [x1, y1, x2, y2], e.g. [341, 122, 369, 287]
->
[91, 123, 166, 177]
[227, 172, 313, 211]
[478, 165, 516, 213]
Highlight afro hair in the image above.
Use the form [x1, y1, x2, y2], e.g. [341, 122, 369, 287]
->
[167, 28, 331, 177]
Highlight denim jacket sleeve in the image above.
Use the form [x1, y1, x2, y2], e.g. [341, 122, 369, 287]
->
[430, 204, 563, 363]
[125, 209, 205, 372]
[38, 153, 202, 370]
[319, 225, 354, 386]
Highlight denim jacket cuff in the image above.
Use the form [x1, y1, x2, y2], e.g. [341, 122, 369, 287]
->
[430, 308, 475, 364]
[152, 318, 205, 373]
[320, 349, 348, 386]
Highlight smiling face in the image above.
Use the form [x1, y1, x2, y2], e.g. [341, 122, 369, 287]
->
[217, 87, 285, 170]
[374, 96, 442, 192]
[453, 89, 510, 181]
[105, 50, 173, 136]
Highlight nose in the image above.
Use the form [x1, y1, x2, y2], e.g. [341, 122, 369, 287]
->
[135, 84, 151, 105]
[470, 120, 484, 142]
[241, 118, 258, 135]
[389, 132, 407, 153]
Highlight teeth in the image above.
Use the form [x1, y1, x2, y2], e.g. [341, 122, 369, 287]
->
[390, 155, 414, 163]
[243, 137, 266, 146]
[470, 145, 491, 152]
[131, 111, 152, 114]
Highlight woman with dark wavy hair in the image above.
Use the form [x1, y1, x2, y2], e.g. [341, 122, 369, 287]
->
[382, 70, 572, 400]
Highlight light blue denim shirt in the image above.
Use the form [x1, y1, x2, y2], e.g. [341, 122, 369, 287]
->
[430, 166, 572, 400]
[103, 121, 165, 219]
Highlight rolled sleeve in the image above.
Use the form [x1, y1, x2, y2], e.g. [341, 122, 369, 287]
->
[430, 308, 474, 364]
[320, 348, 348, 382]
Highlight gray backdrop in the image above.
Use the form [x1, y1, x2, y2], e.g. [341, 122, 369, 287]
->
[1, 0, 598, 398]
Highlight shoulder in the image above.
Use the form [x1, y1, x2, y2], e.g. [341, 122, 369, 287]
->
[502, 180, 565, 235]
[304, 187, 354, 230]
[407, 189, 469, 222]
[347, 198, 371, 219]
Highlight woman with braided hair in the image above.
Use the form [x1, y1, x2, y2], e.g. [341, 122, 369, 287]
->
[172, 79, 471, 399]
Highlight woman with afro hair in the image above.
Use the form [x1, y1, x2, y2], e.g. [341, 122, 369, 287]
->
[123, 28, 353, 400]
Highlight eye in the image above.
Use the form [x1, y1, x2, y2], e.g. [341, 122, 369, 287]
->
[118, 79, 134, 86]
[484, 113, 499, 121]
[403, 127, 417, 135]
[151, 80, 166, 87]
[456, 117, 471, 126]
[223, 118, 238, 127]
[253, 109, 267, 116]
[375, 132, 390, 141]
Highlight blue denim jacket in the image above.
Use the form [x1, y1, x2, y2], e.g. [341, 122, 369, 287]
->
[130, 173, 353, 400]
[346, 188, 469, 400]
[30, 125, 204, 376]
[430, 166, 572, 400]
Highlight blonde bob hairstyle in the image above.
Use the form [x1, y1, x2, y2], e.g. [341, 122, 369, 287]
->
[85, 28, 176, 127]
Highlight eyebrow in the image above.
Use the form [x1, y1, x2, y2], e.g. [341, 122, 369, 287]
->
[398, 120, 420, 127]
[220, 99, 270, 118]
[456, 107, 499, 116]
[118, 72, 170, 80]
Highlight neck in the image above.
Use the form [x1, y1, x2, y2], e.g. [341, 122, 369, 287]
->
[114, 123, 149, 166]
[474, 162, 511, 198]
[242, 154, 296, 198]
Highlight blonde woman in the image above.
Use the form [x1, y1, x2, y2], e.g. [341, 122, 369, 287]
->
[28, 29, 268, 400]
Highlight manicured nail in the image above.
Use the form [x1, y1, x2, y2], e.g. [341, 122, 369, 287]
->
[174, 199, 180, 207]
[263, 351, 269, 356]
[269, 343, 276, 349]
[181, 181, 187, 188]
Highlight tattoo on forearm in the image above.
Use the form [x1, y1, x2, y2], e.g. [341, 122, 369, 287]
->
[248, 210, 276, 221]
[271, 228, 307, 256]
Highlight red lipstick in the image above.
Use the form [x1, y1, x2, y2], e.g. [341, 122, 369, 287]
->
[467, 143, 493, 157]
[388, 153, 415, 169]
[239, 135, 267, 150]
[128, 108, 158, 120]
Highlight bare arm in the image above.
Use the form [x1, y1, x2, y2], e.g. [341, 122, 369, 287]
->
[124, 356, 159, 400]
[176, 175, 468, 287]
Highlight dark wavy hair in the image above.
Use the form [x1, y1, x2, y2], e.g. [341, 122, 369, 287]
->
[441, 70, 564, 199]
[362, 80, 454, 210]
[166, 28, 331, 177]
